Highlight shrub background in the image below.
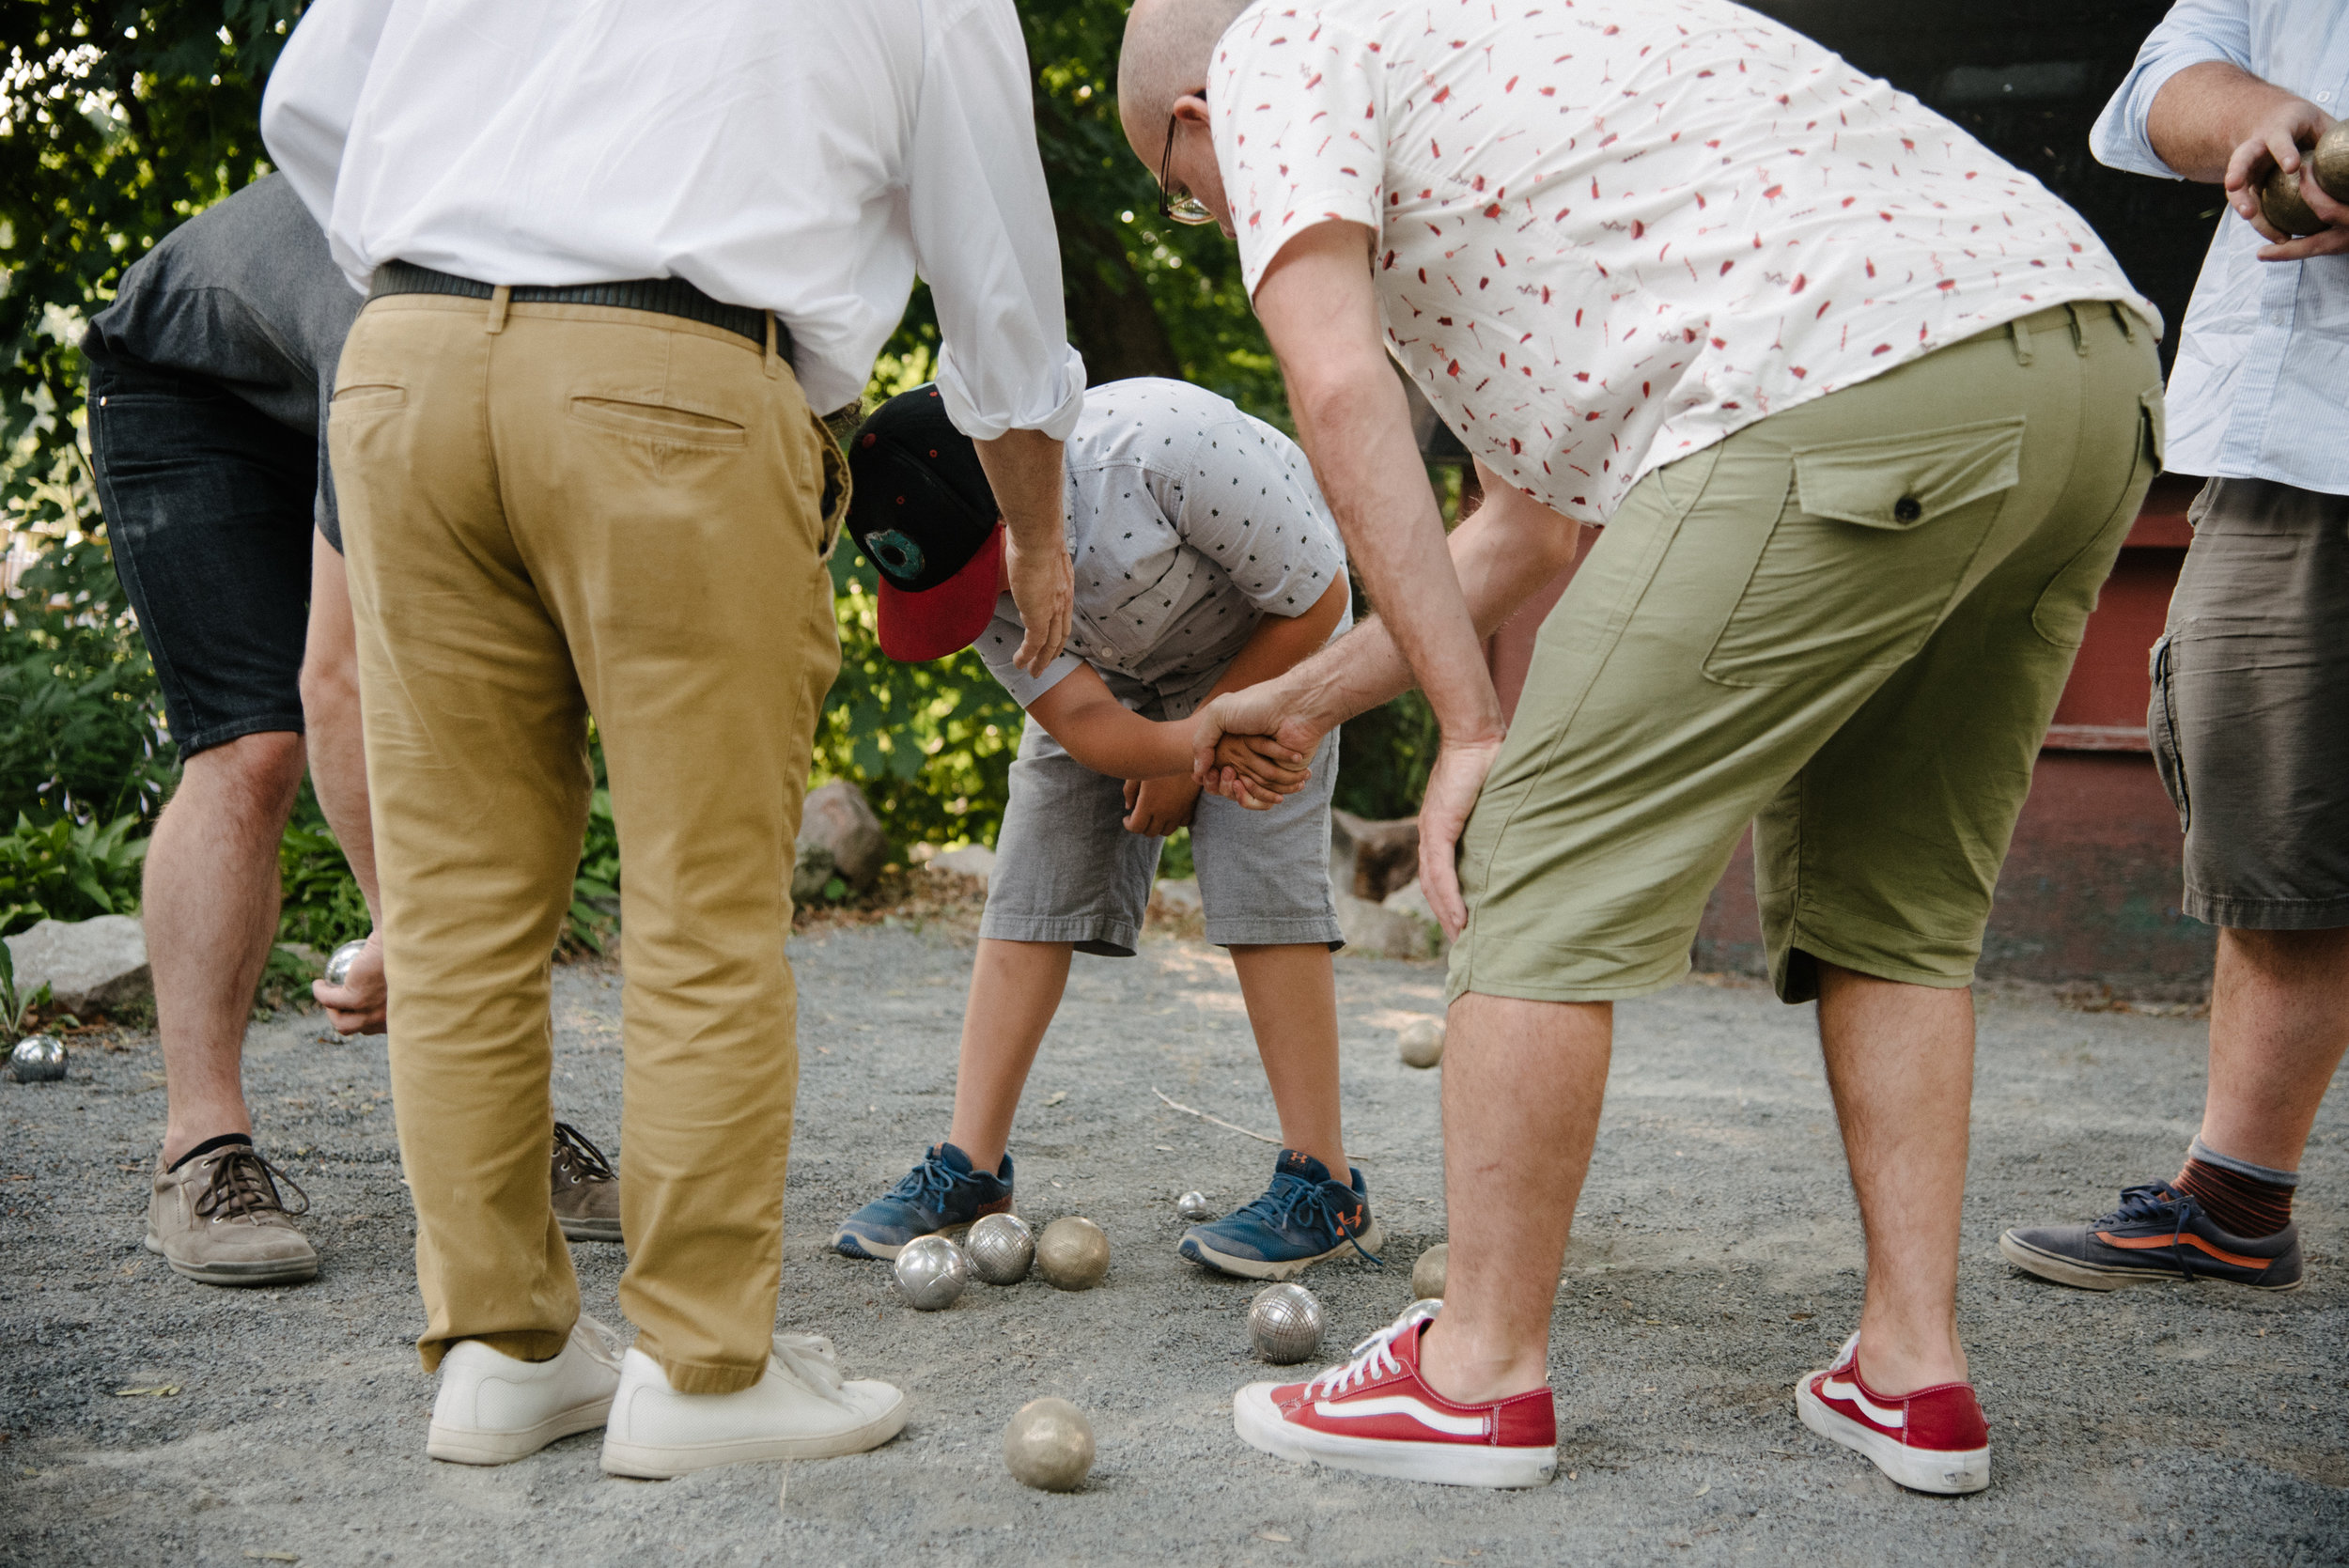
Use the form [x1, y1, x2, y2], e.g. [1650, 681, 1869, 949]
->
[0, 0, 1443, 946]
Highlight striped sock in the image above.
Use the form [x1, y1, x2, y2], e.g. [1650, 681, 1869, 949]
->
[2173, 1138, 2297, 1239]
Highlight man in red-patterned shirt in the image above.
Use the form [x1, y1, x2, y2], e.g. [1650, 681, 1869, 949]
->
[1127, 0, 2162, 1494]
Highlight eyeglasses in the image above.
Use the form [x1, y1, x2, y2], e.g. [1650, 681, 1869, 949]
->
[1158, 107, 1219, 225]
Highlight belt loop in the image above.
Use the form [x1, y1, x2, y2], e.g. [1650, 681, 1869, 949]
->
[2111, 301, 2137, 343]
[2010, 315, 2033, 366]
[2067, 302, 2088, 355]
[764, 311, 782, 380]
[486, 285, 511, 335]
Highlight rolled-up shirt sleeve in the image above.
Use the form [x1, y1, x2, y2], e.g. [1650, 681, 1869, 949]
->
[910, 0, 1086, 442]
[260, 0, 396, 284]
[974, 599, 1084, 708]
[2089, 0, 2251, 179]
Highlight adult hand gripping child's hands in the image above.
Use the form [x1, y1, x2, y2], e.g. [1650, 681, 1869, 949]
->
[1189, 681, 1320, 809]
[1122, 774, 1201, 837]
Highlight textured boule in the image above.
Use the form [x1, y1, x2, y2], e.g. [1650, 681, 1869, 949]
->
[1003, 1397, 1094, 1491]
[1034, 1217, 1110, 1290]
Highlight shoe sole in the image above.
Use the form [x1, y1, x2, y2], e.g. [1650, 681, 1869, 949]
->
[599, 1390, 910, 1479]
[428, 1395, 614, 1466]
[832, 1221, 976, 1264]
[1233, 1382, 1554, 1489]
[143, 1234, 319, 1287]
[1794, 1378, 1988, 1495]
[558, 1216, 626, 1245]
[1182, 1219, 1389, 1282]
[1996, 1232, 2302, 1293]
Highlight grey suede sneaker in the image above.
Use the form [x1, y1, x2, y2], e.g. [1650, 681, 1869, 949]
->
[146, 1141, 319, 1286]
[552, 1122, 623, 1244]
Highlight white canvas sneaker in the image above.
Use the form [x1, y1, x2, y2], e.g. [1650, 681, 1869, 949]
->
[599, 1332, 909, 1479]
[427, 1315, 625, 1465]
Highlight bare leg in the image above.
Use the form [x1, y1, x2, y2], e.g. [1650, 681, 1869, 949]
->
[943, 939, 1075, 1173]
[148, 731, 308, 1164]
[1227, 942, 1346, 1175]
[1416, 993, 1612, 1404]
[2197, 926, 2349, 1171]
[1814, 962, 1972, 1396]
[299, 530, 386, 1034]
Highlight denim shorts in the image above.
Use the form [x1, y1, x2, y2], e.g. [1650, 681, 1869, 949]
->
[980, 712, 1344, 955]
[2150, 477, 2349, 930]
[86, 349, 316, 758]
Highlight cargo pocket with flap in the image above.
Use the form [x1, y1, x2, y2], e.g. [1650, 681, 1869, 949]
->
[1702, 415, 2028, 688]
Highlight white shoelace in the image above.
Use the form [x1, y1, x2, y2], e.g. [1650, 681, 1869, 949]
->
[770, 1331, 848, 1404]
[1302, 1302, 1439, 1400]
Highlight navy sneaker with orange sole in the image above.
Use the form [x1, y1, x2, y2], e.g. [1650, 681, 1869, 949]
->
[1796, 1333, 1990, 1495]
[1998, 1181, 2302, 1292]
[832, 1141, 1013, 1262]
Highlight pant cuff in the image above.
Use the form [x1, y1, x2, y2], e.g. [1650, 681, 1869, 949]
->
[658, 1356, 768, 1396]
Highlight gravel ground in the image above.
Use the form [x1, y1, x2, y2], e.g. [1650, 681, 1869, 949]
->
[1, 920, 2343, 1567]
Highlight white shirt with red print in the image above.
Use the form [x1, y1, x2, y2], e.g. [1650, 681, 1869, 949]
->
[1210, 0, 2159, 523]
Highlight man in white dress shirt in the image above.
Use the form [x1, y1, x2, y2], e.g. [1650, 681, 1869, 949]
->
[1127, 0, 2161, 1494]
[262, 0, 1084, 1477]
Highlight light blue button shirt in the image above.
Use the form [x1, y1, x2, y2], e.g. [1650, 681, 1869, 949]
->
[2090, 0, 2349, 495]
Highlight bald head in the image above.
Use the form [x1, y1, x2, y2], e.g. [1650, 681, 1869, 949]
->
[1117, 0, 1251, 157]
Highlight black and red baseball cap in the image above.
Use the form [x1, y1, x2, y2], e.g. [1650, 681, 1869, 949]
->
[844, 384, 1003, 662]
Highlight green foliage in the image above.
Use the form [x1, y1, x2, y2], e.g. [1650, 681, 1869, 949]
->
[567, 776, 619, 953]
[272, 785, 367, 952]
[1334, 691, 1439, 822]
[0, 941, 49, 1041]
[0, 808, 147, 936]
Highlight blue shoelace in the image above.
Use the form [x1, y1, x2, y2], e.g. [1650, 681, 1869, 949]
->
[884, 1154, 972, 1217]
[1221, 1172, 1384, 1266]
[2094, 1181, 2203, 1278]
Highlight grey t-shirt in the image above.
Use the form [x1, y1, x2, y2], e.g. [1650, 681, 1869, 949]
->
[976, 379, 1349, 722]
[81, 174, 364, 549]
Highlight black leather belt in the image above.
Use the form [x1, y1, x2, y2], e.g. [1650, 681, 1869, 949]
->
[368, 260, 786, 354]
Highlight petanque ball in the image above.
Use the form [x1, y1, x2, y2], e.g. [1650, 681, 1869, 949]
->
[2260, 161, 2326, 237]
[2312, 121, 2349, 204]
[323, 939, 368, 989]
[1248, 1282, 1324, 1364]
[1034, 1217, 1110, 1291]
[6, 1035, 66, 1083]
[893, 1234, 969, 1311]
[1398, 1016, 1446, 1069]
[966, 1212, 1034, 1285]
[1003, 1397, 1094, 1491]
[1175, 1190, 1216, 1221]
[1411, 1242, 1448, 1300]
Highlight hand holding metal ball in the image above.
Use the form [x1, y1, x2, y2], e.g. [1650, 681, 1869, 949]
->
[2256, 122, 2349, 237]
[323, 938, 368, 989]
[893, 1234, 969, 1310]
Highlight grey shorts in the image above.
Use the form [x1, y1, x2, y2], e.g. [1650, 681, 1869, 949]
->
[980, 715, 1344, 955]
[2151, 477, 2349, 930]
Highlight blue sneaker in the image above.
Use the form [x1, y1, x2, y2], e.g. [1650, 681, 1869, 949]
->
[832, 1141, 1014, 1261]
[1178, 1150, 1383, 1281]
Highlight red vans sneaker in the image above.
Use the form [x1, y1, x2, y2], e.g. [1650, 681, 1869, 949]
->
[1233, 1303, 1557, 1488]
[1796, 1333, 1990, 1494]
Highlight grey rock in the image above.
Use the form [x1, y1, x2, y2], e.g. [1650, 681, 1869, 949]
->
[1330, 810, 1421, 904]
[5, 915, 150, 1016]
[796, 780, 889, 896]
[1150, 878, 1203, 921]
[1382, 878, 1450, 958]
[1336, 893, 1438, 961]
[927, 844, 997, 890]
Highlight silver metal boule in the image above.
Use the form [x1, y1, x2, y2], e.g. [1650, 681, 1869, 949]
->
[966, 1212, 1034, 1285]
[1398, 1016, 1445, 1069]
[6, 1034, 66, 1083]
[1410, 1242, 1448, 1301]
[1175, 1190, 1216, 1221]
[1034, 1216, 1110, 1291]
[323, 939, 368, 989]
[1003, 1396, 1095, 1491]
[893, 1234, 969, 1310]
[1248, 1281, 1324, 1364]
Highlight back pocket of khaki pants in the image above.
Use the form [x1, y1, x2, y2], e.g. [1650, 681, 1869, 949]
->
[568, 396, 747, 449]
[1702, 416, 2027, 688]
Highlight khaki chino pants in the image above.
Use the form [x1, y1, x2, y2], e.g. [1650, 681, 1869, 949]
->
[330, 295, 843, 1392]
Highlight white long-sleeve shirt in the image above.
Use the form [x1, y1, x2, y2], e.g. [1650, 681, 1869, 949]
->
[2090, 0, 2349, 495]
[260, 0, 1084, 439]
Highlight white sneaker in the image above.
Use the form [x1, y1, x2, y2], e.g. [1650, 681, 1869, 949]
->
[427, 1315, 625, 1465]
[599, 1332, 909, 1478]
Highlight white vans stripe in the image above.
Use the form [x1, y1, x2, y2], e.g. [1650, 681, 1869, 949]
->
[1313, 1395, 1489, 1437]
[1822, 1376, 1906, 1430]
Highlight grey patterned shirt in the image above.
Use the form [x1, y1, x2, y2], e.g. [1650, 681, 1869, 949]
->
[977, 378, 1348, 722]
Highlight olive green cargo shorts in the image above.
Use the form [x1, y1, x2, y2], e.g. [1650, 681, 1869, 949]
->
[1449, 303, 2163, 1006]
